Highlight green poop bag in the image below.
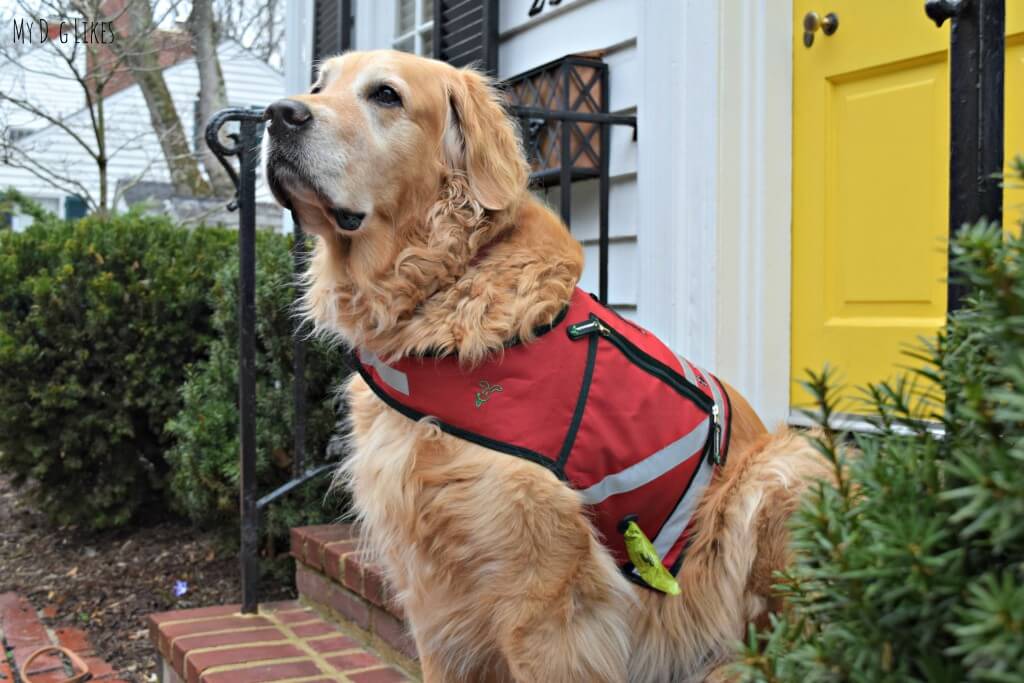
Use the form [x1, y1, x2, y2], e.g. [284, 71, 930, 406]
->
[620, 517, 681, 595]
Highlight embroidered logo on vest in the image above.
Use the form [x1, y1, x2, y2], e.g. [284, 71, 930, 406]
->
[474, 380, 503, 408]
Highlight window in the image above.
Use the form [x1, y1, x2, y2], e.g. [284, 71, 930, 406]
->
[393, 0, 433, 56]
[7, 128, 33, 143]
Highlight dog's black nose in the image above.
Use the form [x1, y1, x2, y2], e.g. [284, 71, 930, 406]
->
[264, 99, 312, 133]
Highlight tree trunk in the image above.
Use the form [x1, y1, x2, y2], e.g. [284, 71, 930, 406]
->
[188, 0, 235, 197]
[121, 0, 211, 198]
[96, 79, 109, 215]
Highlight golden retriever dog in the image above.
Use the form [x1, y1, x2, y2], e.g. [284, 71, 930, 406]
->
[263, 50, 831, 683]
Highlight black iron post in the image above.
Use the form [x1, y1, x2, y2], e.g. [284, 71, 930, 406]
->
[559, 60, 573, 229]
[597, 67, 611, 305]
[204, 107, 266, 614]
[291, 226, 308, 478]
[236, 114, 264, 614]
[926, 0, 1005, 310]
[206, 107, 341, 615]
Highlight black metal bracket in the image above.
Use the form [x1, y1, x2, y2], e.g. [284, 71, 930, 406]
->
[510, 107, 638, 140]
[205, 107, 265, 211]
[925, 0, 967, 26]
[257, 462, 337, 511]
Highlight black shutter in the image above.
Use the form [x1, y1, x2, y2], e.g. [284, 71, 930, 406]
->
[313, 0, 354, 80]
[433, 0, 499, 74]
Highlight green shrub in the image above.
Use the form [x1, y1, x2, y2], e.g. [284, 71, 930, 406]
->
[165, 230, 350, 549]
[736, 161, 1024, 682]
[0, 203, 235, 529]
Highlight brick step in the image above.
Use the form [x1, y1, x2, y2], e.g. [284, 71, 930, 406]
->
[149, 601, 413, 683]
[290, 526, 417, 669]
[0, 591, 128, 682]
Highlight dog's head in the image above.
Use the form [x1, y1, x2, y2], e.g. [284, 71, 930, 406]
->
[263, 49, 528, 237]
[263, 50, 580, 361]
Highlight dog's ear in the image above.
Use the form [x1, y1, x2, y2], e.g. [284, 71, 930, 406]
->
[444, 69, 528, 212]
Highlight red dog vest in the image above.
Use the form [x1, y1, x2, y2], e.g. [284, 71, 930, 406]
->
[354, 288, 732, 590]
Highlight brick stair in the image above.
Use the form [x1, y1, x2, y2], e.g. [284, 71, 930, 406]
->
[148, 524, 418, 683]
[149, 601, 412, 683]
[289, 526, 417, 668]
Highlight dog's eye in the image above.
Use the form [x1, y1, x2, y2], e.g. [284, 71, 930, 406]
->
[369, 84, 402, 108]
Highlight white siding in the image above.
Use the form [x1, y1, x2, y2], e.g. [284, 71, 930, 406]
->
[0, 41, 284, 212]
[0, 42, 86, 134]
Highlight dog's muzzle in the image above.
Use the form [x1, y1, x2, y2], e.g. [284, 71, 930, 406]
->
[262, 100, 366, 232]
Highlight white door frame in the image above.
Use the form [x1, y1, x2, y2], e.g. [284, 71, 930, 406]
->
[715, 0, 794, 426]
[356, 1, 398, 51]
[281, 0, 315, 234]
[639, 0, 793, 426]
[636, 0, 721, 370]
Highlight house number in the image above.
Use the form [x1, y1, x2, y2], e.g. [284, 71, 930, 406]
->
[529, 0, 562, 18]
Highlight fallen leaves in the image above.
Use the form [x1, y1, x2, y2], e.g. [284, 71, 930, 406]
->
[0, 474, 295, 683]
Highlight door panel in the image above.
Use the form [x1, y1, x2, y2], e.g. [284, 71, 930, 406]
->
[827, 59, 948, 320]
[792, 1, 1024, 410]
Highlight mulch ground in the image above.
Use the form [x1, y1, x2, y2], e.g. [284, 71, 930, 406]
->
[0, 475, 294, 682]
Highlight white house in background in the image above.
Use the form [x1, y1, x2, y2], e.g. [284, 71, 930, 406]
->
[0, 40, 284, 226]
[0, 39, 87, 138]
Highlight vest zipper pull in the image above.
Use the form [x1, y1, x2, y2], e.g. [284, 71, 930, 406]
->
[711, 404, 723, 465]
[567, 318, 609, 340]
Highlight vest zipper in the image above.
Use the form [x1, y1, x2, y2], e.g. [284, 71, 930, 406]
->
[567, 315, 717, 416]
[710, 403, 722, 464]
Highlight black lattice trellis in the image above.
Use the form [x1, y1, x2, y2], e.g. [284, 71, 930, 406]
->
[504, 54, 607, 187]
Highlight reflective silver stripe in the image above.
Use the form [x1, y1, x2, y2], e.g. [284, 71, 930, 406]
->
[653, 454, 715, 560]
[359, 350, 410, 395]
[578, 419, 710, 505]
[697, 366, 725, 419]
[677, 355, 699, 386]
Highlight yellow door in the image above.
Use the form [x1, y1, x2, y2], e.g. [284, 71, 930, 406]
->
[792, 1, 1024, 410]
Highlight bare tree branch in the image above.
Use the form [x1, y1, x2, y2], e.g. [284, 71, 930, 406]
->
[0, 93, 99, 160]
[0, 141, 97, 210]
[0, 0, 264, 215]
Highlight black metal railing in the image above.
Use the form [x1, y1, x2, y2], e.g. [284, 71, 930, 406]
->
[504, 54, 638, 304]
[510, 105, 636, 304]
[510, 106, 637, 305]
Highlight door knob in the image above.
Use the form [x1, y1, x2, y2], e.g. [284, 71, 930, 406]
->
[803, 11, 839, 47]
